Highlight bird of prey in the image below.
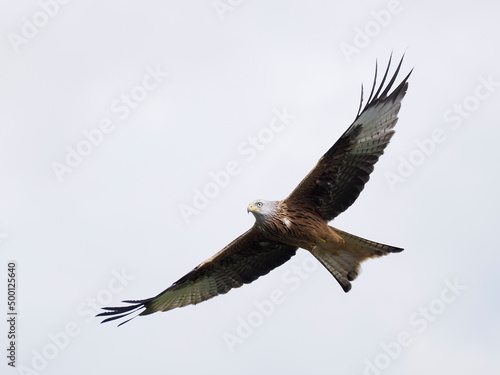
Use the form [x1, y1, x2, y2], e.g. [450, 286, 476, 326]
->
[98, 55, 411, 326]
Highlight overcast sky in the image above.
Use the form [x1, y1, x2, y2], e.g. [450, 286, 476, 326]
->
[1, 1, 499, 374]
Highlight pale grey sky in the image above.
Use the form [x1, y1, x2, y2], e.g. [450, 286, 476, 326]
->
[1, 1, 499, 374]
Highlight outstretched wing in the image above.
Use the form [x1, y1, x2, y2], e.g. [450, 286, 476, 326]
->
[97, 228, 297, 326]
[284, 55, 411, 221]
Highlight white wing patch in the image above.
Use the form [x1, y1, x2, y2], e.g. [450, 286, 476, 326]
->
[284, 217, 291, 228]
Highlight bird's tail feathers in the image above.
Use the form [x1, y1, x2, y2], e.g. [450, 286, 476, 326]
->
[310, 227, 403, 292]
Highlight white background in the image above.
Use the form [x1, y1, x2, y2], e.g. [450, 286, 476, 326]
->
[1, 1, 499, 374]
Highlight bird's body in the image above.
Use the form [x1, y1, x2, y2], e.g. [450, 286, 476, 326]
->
[98, 55, 411, 326]
[250, 200, 343, 251]
[248, 199, 401, 292]
[250, 201, 310, 249]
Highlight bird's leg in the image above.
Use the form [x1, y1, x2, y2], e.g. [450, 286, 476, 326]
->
[311, 244, 317, 254]
[328, 228, 346, 247]
[311, 237, 326, 254]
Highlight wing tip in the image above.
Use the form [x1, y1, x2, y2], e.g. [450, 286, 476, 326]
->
[96, 299, 150, 326]
[357, 54, 412, 118]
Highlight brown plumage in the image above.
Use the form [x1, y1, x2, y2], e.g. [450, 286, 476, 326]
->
[98, 55, 411, 326]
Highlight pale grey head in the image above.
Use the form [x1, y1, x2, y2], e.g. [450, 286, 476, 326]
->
[247, 199, 279, 223]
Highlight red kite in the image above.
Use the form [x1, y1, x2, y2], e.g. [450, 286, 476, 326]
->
[98, 55, 411, 326]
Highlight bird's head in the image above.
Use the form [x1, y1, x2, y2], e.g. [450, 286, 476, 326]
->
[247, 199, 278, 221]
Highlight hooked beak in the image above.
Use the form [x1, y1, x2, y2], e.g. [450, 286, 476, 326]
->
[247, 204, 257, 213]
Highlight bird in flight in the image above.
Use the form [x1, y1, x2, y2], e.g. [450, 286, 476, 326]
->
[98, 55, 411, 326]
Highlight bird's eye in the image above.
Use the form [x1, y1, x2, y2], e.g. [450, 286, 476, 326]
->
[257, 202, 263, 208]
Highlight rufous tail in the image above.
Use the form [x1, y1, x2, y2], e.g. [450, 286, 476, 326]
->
[310, 226, 403, 292]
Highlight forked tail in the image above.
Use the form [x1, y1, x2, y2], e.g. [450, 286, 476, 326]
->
[310, 227, 403, 292]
